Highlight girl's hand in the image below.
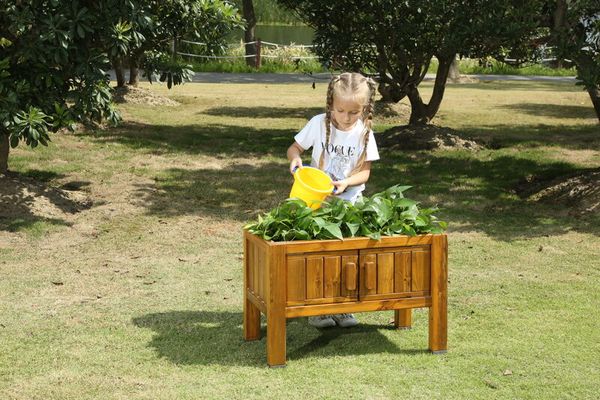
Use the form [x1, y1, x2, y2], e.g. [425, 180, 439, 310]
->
[289, 158, 303, 175]
[332, 179, 349, 194]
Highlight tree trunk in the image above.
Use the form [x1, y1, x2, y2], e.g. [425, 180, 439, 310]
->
[0, 133, 9, 174]
[587, 87, 600, 123]
[129, 52, 142, 86]
[448, 57, 460, 82]
[243, 0, 257, 67]
[406, 55, 453, 125]
[553, 0, 568, 69]
[113, 58, 126, 88]
[406, 86, 429, 125]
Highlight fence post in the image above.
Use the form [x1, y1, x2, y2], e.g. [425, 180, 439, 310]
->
[255, 39, 261, 69]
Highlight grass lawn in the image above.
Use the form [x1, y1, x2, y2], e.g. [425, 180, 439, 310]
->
[1, 80, 599, 399]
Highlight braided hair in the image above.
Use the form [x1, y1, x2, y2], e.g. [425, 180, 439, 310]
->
[319, 72, 377, 176]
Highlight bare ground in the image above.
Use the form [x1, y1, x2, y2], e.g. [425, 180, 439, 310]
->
[378, 124, 484, 151]
[113, 86, 180, 107]
[514, 168, 600, 214]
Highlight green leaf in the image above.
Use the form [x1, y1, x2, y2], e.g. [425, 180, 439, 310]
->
[323, 223, 343, 240]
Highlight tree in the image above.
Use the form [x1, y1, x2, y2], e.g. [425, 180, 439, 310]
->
[110, 0, 243, 88]
[242, 0, 258, 67]
[278, 0, 544, 125]
[550, 1, 599, 121]
[0, 1, 120, 174]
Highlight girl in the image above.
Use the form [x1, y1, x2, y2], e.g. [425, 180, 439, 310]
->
[286, 72, 380, 328]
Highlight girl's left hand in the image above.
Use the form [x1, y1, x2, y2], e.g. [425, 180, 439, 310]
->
[332, 180, 349, 195]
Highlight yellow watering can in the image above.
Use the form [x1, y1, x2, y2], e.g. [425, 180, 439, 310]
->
[289, 166, 336, 210]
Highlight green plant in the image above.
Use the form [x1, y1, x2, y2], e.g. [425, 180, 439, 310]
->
[245, 185, 447, 241]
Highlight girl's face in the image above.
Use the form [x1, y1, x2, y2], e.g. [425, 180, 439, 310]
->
[331, 96, 364, 131]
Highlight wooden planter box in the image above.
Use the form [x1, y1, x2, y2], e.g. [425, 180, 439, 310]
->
[243, 230, 448, 367]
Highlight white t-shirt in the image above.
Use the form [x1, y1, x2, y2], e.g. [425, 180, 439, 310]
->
[294, 113, 379, 203]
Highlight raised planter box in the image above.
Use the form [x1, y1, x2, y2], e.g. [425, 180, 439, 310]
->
[243, 230, 448, 367]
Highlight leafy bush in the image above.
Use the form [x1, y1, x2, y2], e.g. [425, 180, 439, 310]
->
[245, 185, 447, 241]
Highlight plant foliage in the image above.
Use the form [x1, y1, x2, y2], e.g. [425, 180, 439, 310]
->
[245, 185, 447, 241]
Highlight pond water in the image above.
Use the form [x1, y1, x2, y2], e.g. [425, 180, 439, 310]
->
[229, 24, 315, 45]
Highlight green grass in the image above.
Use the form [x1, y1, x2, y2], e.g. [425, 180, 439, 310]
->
[1, 80, 599, 399]
[428, 58, 577, 76]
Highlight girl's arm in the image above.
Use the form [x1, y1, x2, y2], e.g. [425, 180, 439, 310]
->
[287, 142, 305, 175]
[333, 161, 372, 194]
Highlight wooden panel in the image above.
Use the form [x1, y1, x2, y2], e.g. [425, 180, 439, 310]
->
[411, 249, 431, 292]
[354, 290, 429, 301]
[286, 257, 305, 303]
[394, 251, 412, 293]
[258, 246, 266, 299]
[377, 253, 394, 294]
[283, 234, 434, 254]
[253, 243, 260, 294]
[247, 241, 255, 293]
[323, 256, 341, 298]
[360, 245, 430, 255]
[340, 255, 358, 298]
[286, 296, 432, 318]
[305, 257, 324, 299]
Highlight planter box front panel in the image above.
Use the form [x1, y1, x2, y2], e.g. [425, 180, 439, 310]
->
[359, 246, 431, 301]
[286, 251, 358, 306]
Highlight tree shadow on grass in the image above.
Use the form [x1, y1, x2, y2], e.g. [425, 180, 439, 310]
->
[459, 123, 599, 150]
[84, 121, 295, 158]
[132, 161, 292, 221]
[201, 106, 323, 120]
[370, 152, 600, 239]
[87, 119, 599, 239]
[132, 311, 424, 367]
[498, 103, 595, 120]
[127, 149, 600, 239]
[446, 81, 580, 92]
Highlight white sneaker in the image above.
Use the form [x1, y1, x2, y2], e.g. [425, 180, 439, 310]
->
[308, 315, 336, 328]
[331, 313, 359, 328]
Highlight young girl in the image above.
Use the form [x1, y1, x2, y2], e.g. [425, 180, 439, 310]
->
[286, 72, 380, 329]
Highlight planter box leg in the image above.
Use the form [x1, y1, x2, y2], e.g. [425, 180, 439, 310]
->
[394, 309, 412, 330]
[243, 294, 261, 341]
[429, 235, 448, 353]
[266, 313, 286, 367]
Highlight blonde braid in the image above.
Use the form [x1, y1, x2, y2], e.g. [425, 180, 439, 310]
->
[320, 75, 340, 170]
[350, 76, 377, 175]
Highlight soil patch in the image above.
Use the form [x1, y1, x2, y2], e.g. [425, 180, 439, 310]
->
[378, 124, 484, 151]
[113, 85, 180, 107]
[0, 172, 93, 226]
[373, 101, 411, 125]
[514, 169, 600, 214]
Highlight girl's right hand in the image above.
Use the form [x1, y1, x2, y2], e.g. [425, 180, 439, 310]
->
[289, 158, 303, 175]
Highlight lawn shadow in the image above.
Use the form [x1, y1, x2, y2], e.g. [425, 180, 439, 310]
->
[85, 121, 294, 158]
[132, 310, 423, 367]
[498, 103, 595, 120]
[202, 106, 323, 120]
[132, 161, 291, 221]
[446, 81, 581, 92]
[459, 123, 599, 150]
[370, 151, 600, 240]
